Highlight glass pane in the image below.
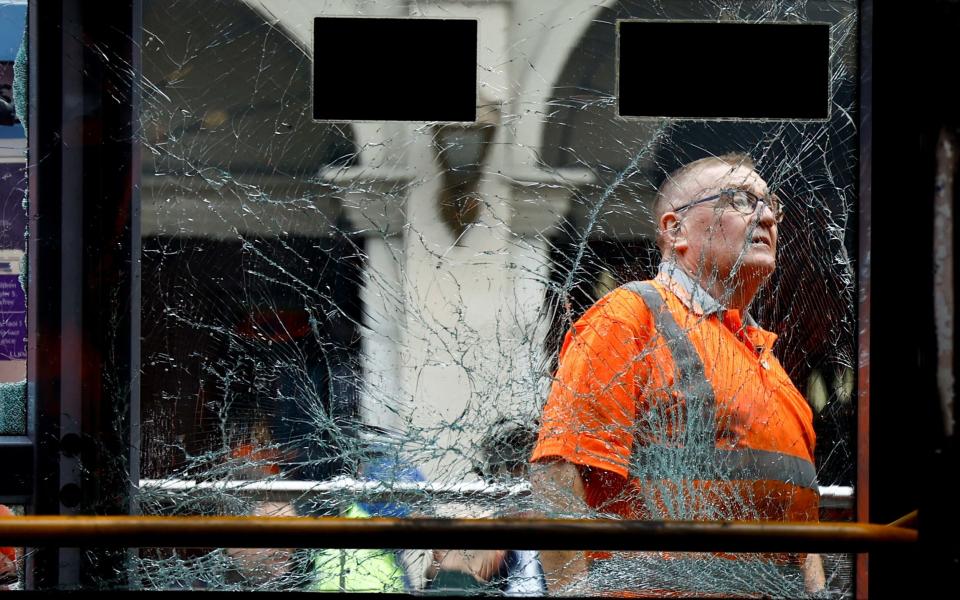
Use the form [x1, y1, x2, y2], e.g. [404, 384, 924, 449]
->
[0, 0, 25, 436]
[134, 0, 858, 595]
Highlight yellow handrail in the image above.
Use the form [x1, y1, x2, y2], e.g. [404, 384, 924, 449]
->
[0, 516, 916, 553]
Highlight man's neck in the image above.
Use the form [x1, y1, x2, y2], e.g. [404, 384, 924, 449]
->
[726, 280, 761, 312]
[672, 261, 758, 312]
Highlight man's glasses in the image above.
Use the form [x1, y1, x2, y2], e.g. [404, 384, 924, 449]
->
[672, 188, 785, 223]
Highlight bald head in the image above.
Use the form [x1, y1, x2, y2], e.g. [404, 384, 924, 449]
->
[653, 153, 756, 241]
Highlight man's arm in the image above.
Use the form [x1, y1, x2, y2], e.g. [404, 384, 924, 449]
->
[225, 501, 296, 582]
[803, 553, 826, 594]
[531, 459, 590, 594]
[425, 549, 507, 590]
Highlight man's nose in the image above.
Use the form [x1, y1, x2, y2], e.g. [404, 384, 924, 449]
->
[755, 201, 777, 226]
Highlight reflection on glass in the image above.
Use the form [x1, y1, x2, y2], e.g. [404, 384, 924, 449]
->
[0, 0, 26, 436]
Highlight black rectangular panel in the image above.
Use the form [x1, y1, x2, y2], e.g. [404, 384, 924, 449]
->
[313, 17, 477, 122]
[618, 21, 830, 120]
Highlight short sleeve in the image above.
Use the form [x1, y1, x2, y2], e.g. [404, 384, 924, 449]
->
[531, 291, 651, 479]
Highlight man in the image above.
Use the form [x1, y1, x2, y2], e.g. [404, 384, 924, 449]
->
[530, 153, 826, 596]
[427, 419, 546, 596]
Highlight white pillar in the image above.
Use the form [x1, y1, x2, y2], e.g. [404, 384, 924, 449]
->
[335, 167, 414, 438]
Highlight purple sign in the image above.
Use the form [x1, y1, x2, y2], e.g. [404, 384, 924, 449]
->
[0, 272, 23, 359]
[0, 162, 25, 250]
[0, 160, 25, 362]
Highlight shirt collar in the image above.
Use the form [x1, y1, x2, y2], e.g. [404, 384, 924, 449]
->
[654, 261, 760, 328]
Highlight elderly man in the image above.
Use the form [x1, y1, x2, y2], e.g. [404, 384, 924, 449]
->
[530, 153, 826, 596]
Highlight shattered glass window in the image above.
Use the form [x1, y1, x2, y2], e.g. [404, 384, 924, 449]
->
[133, 0, 858, 595]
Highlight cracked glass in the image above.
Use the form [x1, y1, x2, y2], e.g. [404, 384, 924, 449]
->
[25, 0, 862, 595]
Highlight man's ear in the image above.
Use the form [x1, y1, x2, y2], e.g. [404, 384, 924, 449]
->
[659, 211, 687, 253]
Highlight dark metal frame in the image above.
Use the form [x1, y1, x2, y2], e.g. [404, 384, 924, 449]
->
[857, 1, 872, 597]
[6, 0, 955, 594]
[24, 0, 141, 589]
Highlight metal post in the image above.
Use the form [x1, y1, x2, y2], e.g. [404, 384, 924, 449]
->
[27, 0, 141, 589]
[856, 1, 872, 598]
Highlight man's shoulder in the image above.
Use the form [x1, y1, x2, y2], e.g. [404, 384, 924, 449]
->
[576, 280, 662, 330]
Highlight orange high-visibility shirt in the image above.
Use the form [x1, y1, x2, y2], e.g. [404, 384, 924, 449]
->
[532, 264, 818, 525]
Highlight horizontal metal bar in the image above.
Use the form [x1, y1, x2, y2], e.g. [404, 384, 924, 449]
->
[138, 478, 855, 509]
[138, 477, 525, 504]
[0, 436, 32, 447]
[0, 516, 914, 553]
[818, 485, 855, 509]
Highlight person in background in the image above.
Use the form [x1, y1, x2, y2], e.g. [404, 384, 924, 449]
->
[310, 502, 408, 593]
[426, 418, 546, 596]
[310, 457, 425, 593]
[225, 500, 300, 587]
[223, 428, 307, 588]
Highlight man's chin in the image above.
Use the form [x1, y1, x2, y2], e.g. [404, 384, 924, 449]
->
[739, 260, 776, 284]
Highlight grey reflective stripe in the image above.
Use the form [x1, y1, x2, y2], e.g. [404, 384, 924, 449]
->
[621, 281, 819, 491]
[588, 555, 805, 597]
[633, 446, 819, 490]
[622, 281, 716, 448]
[716, 447, 819, 490]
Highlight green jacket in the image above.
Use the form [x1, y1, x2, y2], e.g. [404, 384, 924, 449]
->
[310, 504, 405, 592]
